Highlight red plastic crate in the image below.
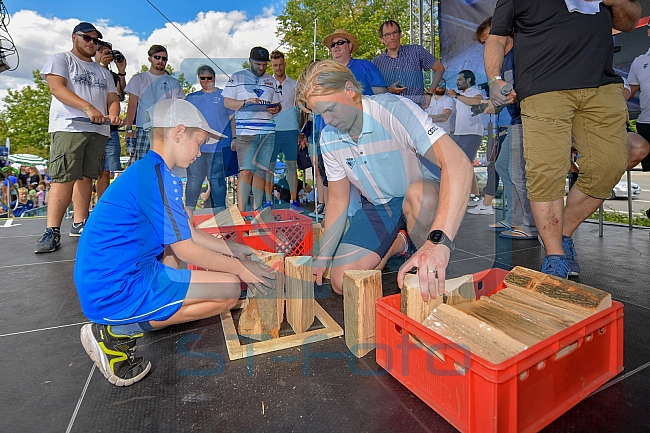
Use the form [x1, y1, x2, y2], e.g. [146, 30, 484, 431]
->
[193, 209, 313, 257]
[375, 268, 624, 433]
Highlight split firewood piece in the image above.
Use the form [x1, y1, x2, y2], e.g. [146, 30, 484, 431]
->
[453, 299, 557, 347]
[486, 287, 589, 331]
[423, 303, 528, 365]
[504, 266, 611, 313]
[237, 252, 285, 341]
[343, 270, 382, 358]
[400, 273, 443, 324]
[443, 273, 476, 306]
[285, 256, 315, 333]
[196, 204, 245, 228]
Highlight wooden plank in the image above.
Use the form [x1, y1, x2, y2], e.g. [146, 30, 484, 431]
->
[285, 256, 315, 333]
[444, 274, 475, 306]
[196, 205, 245, 228]
[237, 252, 285, 340]
[424, 303, 528, 365]
[312, 222, 324, 255]
[219, 301, 343, 360]
[453, 299, 557, 347]
[400, 273, 443, 324]
[504, 266, 612, 313]
[343, 270, 382, 358]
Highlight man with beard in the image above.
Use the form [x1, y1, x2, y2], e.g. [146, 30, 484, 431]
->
[35, 22, 121, 254]
[125, 45, 184, 161]
[223, 47, 282, 211]
[424, 78, 454, 133]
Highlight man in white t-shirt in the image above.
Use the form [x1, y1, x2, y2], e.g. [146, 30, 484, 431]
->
[424, 78, 454, 133]
[295, 60, 473, 300]
[35, 22, 121, 254]
[264, 50, 302, 211]
[223, 46, 282, 211]
[448, 70, 485, 205]
[125, 45, 184, 161]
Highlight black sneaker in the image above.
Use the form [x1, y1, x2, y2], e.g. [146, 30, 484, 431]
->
[69, 220, 85, 237]
[80, 323, 151, 387]
[34, 228, 61, 254]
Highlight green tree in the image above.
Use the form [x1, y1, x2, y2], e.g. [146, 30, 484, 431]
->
[276, 0, 409, 78]
[0, 70, 51, 158]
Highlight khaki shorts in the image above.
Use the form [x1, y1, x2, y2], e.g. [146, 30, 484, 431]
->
[49, 131, 107, 182]
[236, 132, 275, 172]
[521, 83, 628, 201]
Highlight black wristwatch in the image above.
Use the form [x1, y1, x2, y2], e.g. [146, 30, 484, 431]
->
[427, 230, 455, 251]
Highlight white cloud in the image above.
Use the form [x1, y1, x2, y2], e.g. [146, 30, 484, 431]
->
[0, 9, 282, 104]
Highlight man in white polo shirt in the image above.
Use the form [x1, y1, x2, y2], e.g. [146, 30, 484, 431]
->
[223, 46, 282, 210]
[295, 60, 473, 300]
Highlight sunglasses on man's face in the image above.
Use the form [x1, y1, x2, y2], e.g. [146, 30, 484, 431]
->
[330, 40, 349, 48]
[199, 76, 214, 80]
[152, 55, 168, 62]
[76, 33, 99, 45]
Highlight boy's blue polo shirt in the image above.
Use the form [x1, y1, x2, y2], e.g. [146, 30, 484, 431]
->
[74, 151, 192, 324]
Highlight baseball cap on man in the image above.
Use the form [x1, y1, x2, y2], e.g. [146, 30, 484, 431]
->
[249, 46, 270, 62]
[73, 22, 103, 39]
[144, 99, 225, 143]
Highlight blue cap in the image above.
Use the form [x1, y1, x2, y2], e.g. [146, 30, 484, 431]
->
[73, 22, 103, 39]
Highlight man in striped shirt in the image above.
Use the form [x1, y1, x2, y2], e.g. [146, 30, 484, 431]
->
[372, 20, 445, 108]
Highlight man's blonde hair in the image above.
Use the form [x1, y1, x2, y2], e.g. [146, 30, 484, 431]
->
[295, 60, 363, 112]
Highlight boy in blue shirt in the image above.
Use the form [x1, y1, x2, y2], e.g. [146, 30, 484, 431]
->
[75, 99, 274, 386]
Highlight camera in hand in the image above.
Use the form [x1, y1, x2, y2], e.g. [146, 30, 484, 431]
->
[107, 50, 125, 63]
[471, 103, 489, 116]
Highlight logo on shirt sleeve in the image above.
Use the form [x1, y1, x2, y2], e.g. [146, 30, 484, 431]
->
[427, 125, 440, 136]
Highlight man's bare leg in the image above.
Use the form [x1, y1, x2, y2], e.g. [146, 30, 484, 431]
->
[72, 177, 93, 224]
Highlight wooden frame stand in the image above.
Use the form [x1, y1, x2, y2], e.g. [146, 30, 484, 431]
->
[220, 299, 343, 360]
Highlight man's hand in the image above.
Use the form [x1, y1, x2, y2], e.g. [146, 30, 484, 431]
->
[490, 79, 516, 105]
[447, 89, 458, 98]
[388, 81, 406, 94]
[114, 55, 127, 72]
[107, 115, 123, 126]
[86, 106, 105, 124]
[267, 104, 281, 115]
[237, 259, 276, 296]
[312, 256, 329, 286]
[397, 241, 451, 302]
[231, 138, 237, 151]
[298, 134, 308, 148]
[228, 242, 255, 260]
[99, 53, 113, 68]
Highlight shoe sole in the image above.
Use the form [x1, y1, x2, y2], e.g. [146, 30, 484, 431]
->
[467, 210, 494, 215]
[80, 324, 151, 387]
[34, 242, 61, 254]
[69, 231, 82, 237]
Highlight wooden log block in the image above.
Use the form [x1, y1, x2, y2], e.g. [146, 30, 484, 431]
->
[444, 274, 475, 306]
[423, 304, 528, 365]
[312, 222, 323, 255]
[237, 252, 285, 341]
[343, 270, 382, 358]
[453, 299, 557, 347]
[285, 256, 315, 333]
[487, 287, 589, 331]
[504, 266, 611, 313]
[196, 205, 245, 229]
[400, 273, 443, 324]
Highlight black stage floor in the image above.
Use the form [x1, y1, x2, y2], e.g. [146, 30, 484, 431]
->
[1, 213, 649, 433]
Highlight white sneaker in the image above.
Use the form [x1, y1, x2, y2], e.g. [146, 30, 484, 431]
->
[467, 204, 494, 215]
[467, 194, 481, 207]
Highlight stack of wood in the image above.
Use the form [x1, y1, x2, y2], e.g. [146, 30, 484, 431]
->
[237, 252, 316, 341]
[401, 266, 611, 365]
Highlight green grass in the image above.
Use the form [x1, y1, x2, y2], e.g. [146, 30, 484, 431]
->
[587, 206, 650, 227]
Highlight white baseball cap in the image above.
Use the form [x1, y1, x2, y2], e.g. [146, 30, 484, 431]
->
[143, 98, 225, 143]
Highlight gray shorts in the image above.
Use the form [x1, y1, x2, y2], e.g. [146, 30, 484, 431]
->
[49, 131, 107, 182]
[236, 132, 275, 172]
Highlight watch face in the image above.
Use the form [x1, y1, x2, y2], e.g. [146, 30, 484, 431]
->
[429, 230, 444, 243]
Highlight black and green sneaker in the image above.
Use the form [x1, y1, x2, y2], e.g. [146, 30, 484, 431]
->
[80, 323, 151, 386]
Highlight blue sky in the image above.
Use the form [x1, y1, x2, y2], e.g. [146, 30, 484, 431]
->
[4, 0, 285, 37]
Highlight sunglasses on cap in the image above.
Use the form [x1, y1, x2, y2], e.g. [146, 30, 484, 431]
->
[330, 40, 349, 48]
[199, 76, 214, 80]
[76, 33, 99, 45]
[152, 55, 168, 61]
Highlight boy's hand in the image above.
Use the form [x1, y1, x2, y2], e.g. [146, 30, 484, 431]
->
[230, 243, 255, 260]
[238, 259, 275, 296]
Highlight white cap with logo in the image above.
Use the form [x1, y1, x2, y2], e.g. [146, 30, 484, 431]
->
[144, 99, 225, 143]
